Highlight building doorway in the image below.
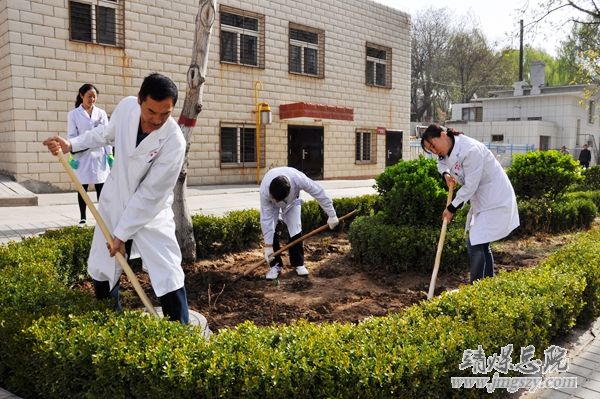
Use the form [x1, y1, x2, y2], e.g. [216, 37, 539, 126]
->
[288, 125, 324, 180]
[385, 130, 403, 166]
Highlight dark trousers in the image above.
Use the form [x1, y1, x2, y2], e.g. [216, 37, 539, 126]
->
[78, 183, 104, 220]
[270, 230, 304, 268]
[93, 239, 189, 324]
[467, 238, 494, 283]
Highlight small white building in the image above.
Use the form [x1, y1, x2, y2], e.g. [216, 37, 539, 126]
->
[0, 0, 411, 192]
[447, 61, 599, 165]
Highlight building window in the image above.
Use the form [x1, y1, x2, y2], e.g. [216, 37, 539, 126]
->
[219, 6, 265, 68]
[527, 117, 542, 121]
[461, 107, 483, 121]
[491, 134, 504, 142]
[355, 129, 377, 164]
[288, 23, 324, 78]
[220, 125, 256, 165]
[69, 0, 123, 47]
[589, 101, 595, 124]
[365, 43, 392, 88]
[506, 117, 521, 121]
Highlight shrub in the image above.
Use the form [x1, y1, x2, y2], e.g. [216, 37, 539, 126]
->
[4, 228, 600, 398]
[582, 166, 600, 191]
[507, 150, 583, 199]
[348, 214, 468, 273]
[566, 190, 600, 211]
[192, 209, 261, 257]
[514, 196, 597, 236]
[375, 157, 448, 226]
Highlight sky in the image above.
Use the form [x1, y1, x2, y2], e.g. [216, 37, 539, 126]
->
[373, 0, 574, 57]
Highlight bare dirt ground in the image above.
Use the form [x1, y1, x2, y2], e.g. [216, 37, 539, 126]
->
[100, 228, 579, 332]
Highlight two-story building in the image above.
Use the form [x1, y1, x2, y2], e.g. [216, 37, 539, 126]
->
[0, 0, 411, 191]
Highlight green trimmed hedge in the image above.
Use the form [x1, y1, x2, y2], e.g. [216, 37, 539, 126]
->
[514, 196, 598, 236]
[192, 195, 376, 258]
[1, 224, 599, 398]
[349, 213, 468, 273]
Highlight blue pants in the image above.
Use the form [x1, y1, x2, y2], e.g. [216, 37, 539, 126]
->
[467, 238, 494, 283]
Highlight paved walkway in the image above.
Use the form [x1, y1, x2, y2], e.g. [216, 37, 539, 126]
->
[0, 179, 376, 245]
[2, 179, 600, 398]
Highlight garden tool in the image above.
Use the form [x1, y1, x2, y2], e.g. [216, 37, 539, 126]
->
[427, 183, 455, 299]
[238, 209, 359, 281]
[55, 148, 158, 316]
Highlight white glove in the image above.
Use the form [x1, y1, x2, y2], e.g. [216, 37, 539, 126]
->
[264, 246, 274, 263]
[327, 215, 339, 230]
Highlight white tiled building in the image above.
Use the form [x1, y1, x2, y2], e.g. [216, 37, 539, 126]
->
[0, 0, 411, 191]
[447, 62, 599, 165]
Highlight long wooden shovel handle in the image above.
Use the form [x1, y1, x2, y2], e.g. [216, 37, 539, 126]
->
[243, 209, 359, 278]
[56, 149, 158, 316]
[427, 185, 455, 299]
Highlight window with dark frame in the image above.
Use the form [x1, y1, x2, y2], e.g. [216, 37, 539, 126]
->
[288, 23, 324, 78]
[219, 6, 264, 68]
[220, 125, 257, 165]
[69, 0, 122, 47]
[461, 107, 483, 121]
[366, 43, 391, 88]
[589, 101, 595, 124]
[491, 134, 504, 142]
[355, 130, 376, 164]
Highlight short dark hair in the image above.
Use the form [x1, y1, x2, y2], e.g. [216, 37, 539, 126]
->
[269, 176, 291, 201]
[138, 73, 178, 105]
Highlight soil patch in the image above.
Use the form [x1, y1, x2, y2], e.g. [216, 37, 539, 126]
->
[78, 228, 583, 332]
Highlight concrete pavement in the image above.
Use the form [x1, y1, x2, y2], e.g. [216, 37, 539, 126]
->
[0, 179, 377, 245]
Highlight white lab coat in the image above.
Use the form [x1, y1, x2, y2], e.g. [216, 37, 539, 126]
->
[67, 105, 111, 184]
[437, 134, 519, 245]
[69, 96, 186, 297]
[260, 167, 336, 244]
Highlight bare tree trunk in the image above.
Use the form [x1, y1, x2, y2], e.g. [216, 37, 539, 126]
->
[173, 0, 216, 264]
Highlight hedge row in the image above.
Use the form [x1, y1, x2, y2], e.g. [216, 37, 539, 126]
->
[350, 193, 598, 271]
[348, 213, 468, 273]
[1, 223, 599, 398]
[514, 195, 598, 236]
[192, 195, 377, 258]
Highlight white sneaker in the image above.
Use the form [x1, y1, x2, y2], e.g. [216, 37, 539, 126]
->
[295, 265, 309, 276]
[266, 264, 282, 280]
[77, 219, 86, 228]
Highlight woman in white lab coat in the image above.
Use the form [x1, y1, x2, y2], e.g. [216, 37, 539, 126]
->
[67, 84, 111, 226]
[420, 124, 519, 283]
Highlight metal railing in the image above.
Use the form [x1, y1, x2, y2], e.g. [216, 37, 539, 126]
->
[408, 140, 535, 167]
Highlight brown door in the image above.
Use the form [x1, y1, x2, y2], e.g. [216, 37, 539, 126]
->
[385, 130, 403, 166]
[288, 125, 324, 179]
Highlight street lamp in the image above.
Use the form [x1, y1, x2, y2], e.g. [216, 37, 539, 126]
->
[254, 81, 272, 184]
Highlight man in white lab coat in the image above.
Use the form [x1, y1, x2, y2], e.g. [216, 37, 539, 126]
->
[43, 73, 189, 323]
[260, 167, 339, 280]
[421, 124, 520, 283]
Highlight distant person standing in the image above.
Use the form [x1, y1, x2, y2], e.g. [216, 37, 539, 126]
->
[560, 145, 569, 155]
[67, 83, 111, 227]
[579, 144, 591, 168]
